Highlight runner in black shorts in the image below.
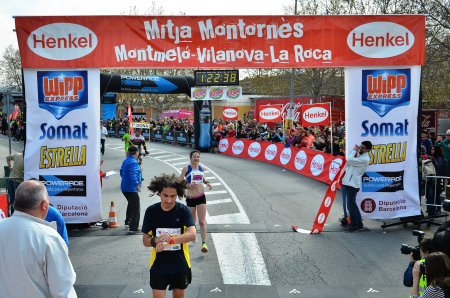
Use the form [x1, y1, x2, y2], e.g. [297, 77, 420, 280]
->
[179, 150, 212, 253]
[142, 174, 196, 298]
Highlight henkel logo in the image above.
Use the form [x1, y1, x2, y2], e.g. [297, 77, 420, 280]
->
[248, 142, 261, 158]
[280, 148, 292, 165]
[294, 150, 307, 170]
[260, 108, 281, 120]
[27, 23, 98, 61]
[37, 71, 88, 120]
[310, 154, 325, 176]
[265, 144, 278, 161]
[303, 107, 329, 124]
[218, 138, 229, 152]
[362, 69, 411, 117]
[324, 197, 332, 208]
[232, 140, 244, 155]
[317, 213, 326, 224]
[329, 158, 343, 181]
[347, 22, 415, 59]
[223, 108, 238, 118]
[361, 198, 376, 213]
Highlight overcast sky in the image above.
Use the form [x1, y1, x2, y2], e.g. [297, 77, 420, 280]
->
[1, 0, 291, 54]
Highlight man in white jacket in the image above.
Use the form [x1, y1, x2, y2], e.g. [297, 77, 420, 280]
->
[0, 180, 77, 298]
[342, 141, 372, 232]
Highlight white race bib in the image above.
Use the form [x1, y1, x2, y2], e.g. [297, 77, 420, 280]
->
[156, 228, 181, 251]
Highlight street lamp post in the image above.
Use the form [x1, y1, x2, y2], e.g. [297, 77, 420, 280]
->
[289, 0, 298, 126]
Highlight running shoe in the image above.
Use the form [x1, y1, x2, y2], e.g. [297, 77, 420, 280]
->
[201, 243, 208, 253]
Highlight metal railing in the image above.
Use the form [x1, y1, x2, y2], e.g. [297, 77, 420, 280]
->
[423, 175, 449, 218]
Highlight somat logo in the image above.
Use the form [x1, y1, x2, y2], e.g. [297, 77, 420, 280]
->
[265, 144, 277, 161]
[218, 138, 229, 152]
[37, 71, 88, 120]
[347, 22, 415, 59]
[27, 23, 98, 60]
[248, 142, 261, 158]
[232, 140, 244, 155]
[362, 69, 411, 117]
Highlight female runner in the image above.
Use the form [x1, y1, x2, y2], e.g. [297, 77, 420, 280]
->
[179, 150, 212, 253]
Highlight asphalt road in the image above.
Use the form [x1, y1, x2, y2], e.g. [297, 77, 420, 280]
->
[0, 134, 447, 289]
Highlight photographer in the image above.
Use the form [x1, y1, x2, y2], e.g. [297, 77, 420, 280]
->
[404, 237, 434, 294]
[412, 252, 450, 297]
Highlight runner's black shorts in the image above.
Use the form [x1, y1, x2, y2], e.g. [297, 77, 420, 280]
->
[150, 268, 192, 290]
[186, 194, 206, 207]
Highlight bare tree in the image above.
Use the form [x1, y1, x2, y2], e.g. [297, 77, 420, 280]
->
[0, 45, 22, 91]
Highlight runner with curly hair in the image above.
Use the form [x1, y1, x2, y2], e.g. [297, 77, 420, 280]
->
[142, 174, 196, 298]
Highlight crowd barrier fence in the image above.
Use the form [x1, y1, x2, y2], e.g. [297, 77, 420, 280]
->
[218, 137, 344, 187]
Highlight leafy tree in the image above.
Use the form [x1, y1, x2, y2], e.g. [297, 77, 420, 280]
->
[0, 45, 22, 92]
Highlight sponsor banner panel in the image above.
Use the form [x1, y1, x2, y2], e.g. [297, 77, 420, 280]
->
[223, 106, 238, 120]
[301, 103, 331, 127]
[15, 15, 425, 69]
[345, 66, 421, 219]
[258, 105, 283, 122]
[311, 160, 347, 234]
[218, 137, 343, 186]
[0, 194, 8, 220]
[24, 68, 101, 223]
[191, 87, 242, 100]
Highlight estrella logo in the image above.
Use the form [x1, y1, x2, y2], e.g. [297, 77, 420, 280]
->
[37, 71, 88, 120]
[361, 69, 410, 117]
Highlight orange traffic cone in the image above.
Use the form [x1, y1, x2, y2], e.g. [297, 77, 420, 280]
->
[108, 201, 120, 228]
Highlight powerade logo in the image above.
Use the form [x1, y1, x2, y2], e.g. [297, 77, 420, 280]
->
[39, 175, 86, 196]
[154, 130, 163, 139]
[361, 69, 410, 117]
[37, 71, 88, 120]
[362, 171, 404, 192]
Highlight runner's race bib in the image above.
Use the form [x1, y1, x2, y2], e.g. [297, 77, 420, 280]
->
[191, 171, 204, 185]
[156, 228, 181, 251]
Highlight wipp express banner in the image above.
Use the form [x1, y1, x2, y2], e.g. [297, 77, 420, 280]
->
[345, 66, 421, 219]
[218, 138, 344, 186]
[15, 15, 425, 69]
[24, 69, 102, 223]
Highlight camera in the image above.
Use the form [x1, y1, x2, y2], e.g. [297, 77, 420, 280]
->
[401, 230, 425, 261]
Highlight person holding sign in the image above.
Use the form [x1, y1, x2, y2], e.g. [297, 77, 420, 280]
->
[142, 174, 196, 298]
[179, 150, 212, 253]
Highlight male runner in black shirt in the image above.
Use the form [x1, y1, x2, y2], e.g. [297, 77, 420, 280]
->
[142, 174, 196, 298]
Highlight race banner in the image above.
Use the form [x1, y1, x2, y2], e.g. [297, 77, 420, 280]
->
[218, 138, 344, 186]
[311, 160, 347, 234]
[301, 103, 331, 127]
[0, 194, 8, 220]
[345, 66, 421, 219]
[15, 15, 425, 69]
[223, 106, 238, 120]
[191, 87, 242, 100]
[258, 105, 282, 122]
[24, 69, 102, 223]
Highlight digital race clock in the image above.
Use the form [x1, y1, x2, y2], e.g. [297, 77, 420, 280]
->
[194, 70, 239, 86]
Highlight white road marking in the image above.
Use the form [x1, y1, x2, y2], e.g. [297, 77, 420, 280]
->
[207, 198, 232, 205]
[108, 146, 124, 150]
[162, 157, 188, 162]
[210, 183, 222, 186]
[204, 190, 227, 195]
[205, 176, 216, 180]
[153, 154, 176, 159]
[172, 162, 189, 166]
[148, 152, 168, 155]
[204, 171, 210, 173]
